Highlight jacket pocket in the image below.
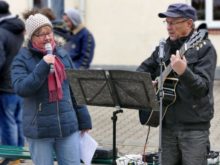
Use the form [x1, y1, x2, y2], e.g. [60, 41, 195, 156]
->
[193, 96, 212, 121]
[31, 103, 42, 125]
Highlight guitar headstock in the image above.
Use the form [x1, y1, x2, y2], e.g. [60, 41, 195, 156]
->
[186, 29, 208, 50]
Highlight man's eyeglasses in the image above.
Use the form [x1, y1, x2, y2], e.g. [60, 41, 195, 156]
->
[163, 19, 188, 26]
[34, 31, 53, 38]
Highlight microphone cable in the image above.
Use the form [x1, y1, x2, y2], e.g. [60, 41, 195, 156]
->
[142, 125, 151, 163]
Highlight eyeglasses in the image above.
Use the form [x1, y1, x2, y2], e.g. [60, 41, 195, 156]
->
[163, 19, 188, 26]
[34, 31, 53, 38]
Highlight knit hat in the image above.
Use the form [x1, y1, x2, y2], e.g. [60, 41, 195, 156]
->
[65, 8, 82, 27]
[0, 0, 10, 17]
[25, 13, 53, 39]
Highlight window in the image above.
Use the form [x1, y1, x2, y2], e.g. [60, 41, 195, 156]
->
[191, 0, 220, 28]
[192, 0, 205, 20]
[33, 0, 43, 8]
[33, 0, 47, 8]
[213, 0, 220, 20]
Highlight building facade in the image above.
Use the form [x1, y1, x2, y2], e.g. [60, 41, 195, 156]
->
[5, 0, 220, 67]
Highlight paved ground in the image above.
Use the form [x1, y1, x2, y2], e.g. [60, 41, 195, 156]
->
[16, 81, 220, 164]
[89, 80, 220, 155]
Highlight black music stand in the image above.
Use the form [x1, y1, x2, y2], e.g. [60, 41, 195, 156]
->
[66, 69, 159, 165]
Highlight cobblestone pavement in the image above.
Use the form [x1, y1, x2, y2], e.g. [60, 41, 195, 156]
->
[17, 81, 220, 164]
[89, 81, 220, 155]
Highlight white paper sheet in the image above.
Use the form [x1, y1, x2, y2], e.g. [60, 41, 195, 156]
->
[80, 132, 98, 165]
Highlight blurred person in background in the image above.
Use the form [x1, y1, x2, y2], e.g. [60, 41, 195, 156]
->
[63, 8, 95, 69]
[0, 1, 25, 164]
[63, 8, 94, 130]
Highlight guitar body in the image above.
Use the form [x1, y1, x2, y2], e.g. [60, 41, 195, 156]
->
[143, 77, 179, 127]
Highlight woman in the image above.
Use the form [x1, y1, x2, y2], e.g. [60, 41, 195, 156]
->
[11, 13, 92, 165]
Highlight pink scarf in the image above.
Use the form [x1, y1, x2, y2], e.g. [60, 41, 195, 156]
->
[32, 39, 66, 102]
[48, 57, 67, 102]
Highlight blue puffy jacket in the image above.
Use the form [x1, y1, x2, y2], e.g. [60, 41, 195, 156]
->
[11, 44, 92, 139]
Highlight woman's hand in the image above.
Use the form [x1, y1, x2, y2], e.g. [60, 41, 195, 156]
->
[80, 129, 90, 136]
[43, 54, 55, 65]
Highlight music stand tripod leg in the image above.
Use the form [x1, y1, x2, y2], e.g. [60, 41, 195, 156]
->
[66, 69, 159, 164]
[111, 106, 123, 165]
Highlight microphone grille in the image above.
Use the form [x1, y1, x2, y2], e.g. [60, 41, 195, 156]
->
[45, 43, 52, 51]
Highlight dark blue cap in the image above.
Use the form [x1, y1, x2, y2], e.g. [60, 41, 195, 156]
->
[158, 3, 197, 21]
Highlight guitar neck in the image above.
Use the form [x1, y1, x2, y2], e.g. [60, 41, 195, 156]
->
[159, 29, 207, 82]
[161, 43, 186, 81]
[161, 64, 172, 82]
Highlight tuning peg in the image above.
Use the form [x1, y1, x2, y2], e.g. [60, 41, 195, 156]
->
[203, 41, 206, 45]
[199, 43, 203, 48]
[196, 46, 200, 50]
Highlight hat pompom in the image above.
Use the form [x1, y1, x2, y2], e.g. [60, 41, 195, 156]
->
[25, 13, 52, 39]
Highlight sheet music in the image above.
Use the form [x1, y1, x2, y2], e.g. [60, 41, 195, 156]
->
[80, 132, 98, 165]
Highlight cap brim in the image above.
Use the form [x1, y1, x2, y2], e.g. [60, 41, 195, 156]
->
[158, 12, 182, 18]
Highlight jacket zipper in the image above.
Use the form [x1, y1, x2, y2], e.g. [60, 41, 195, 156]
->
[57, 99, 63, 137]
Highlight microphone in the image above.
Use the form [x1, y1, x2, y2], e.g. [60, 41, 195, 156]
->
[44, 43, 54, 73]
[159, 38, 166, 59]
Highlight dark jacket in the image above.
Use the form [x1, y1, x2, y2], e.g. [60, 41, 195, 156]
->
[0, 15, 24, 93]
[138, 31, 217, 130]
[64, 27, 95, 69]
[11, 44, 92, 139]
[52, 19, 71, 46]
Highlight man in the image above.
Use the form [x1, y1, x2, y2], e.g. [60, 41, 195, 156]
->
[62, 8, 94, 125]
[63, 8, 95, 69]
[138, 3, 217, 165]
[0, 0, 25, 164]
[0, 1, 25, 144]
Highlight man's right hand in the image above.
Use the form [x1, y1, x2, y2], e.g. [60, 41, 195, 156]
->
[152, 80, 158, 87]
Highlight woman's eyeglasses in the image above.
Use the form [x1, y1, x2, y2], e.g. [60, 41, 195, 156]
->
[34, 31, 53, 38]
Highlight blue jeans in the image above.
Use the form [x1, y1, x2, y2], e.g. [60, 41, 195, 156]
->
[0, 92, 25, 146]
[162, 129, 210, 165]
[27, 131, 80, 165]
